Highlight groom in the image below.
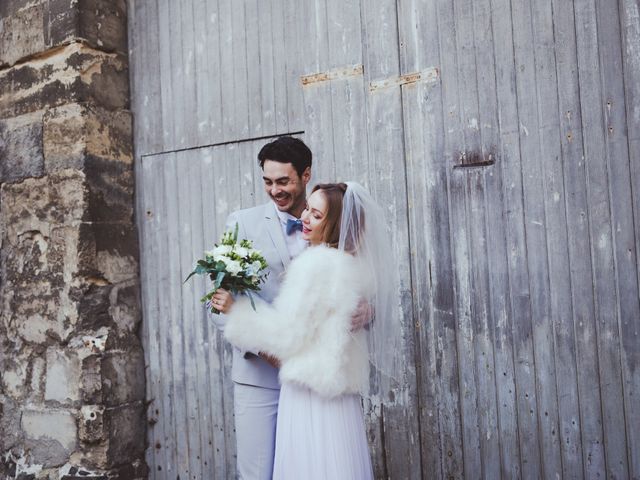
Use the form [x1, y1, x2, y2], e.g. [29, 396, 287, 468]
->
[213, 136, 312, 479]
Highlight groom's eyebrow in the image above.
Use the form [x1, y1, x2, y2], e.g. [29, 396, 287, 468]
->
[263, 175, 290, 182]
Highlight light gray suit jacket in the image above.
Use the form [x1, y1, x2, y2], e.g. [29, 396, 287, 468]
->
[212, 202, 294, 390]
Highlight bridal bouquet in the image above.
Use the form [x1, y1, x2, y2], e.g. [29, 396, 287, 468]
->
[185, 224, 268, 314]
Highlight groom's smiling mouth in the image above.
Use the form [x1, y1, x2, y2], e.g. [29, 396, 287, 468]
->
[273, 194, 290, 207]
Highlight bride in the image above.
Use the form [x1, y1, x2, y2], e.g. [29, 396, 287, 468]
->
[215, 182, 395, 479]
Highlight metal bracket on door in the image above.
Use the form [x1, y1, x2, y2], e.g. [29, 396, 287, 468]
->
[369, 66, 439, 92]
[300, 64, 364, 85]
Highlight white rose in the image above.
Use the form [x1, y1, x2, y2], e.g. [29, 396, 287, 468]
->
[213, 245, 232, 256]
[225, 259, 242, 275]
[234, 246, 249, 258]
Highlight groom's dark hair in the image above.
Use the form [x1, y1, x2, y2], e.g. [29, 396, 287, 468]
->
[258, 136, 312, 177]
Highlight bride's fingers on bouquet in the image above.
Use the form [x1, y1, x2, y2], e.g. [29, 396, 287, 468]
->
[212, 289, 233, 313]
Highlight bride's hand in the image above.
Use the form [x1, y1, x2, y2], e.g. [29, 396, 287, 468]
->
[211, 288, 233, 313]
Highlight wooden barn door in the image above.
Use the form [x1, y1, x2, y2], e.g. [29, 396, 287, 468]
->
[129, 0, 640, 478]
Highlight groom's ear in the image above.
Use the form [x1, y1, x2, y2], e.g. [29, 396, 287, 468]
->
[301, 166, 311, 184]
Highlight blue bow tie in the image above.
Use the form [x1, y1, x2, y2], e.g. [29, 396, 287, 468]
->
[286, 218, 303, 235]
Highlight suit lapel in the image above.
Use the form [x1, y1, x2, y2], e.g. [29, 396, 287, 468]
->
[264, 202, 291, 269]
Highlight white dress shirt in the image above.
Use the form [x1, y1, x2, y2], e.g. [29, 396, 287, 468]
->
[275, 207, 308, 259]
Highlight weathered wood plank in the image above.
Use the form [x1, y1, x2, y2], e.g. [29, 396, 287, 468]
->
[153, 152, 179, 478]
[179, 0, 197, 148]
[326, 0, 366, 183]
[574, 0, 630, 477]
[594, 0, 640, 476]
[137, 152, 162, 477]
[490, 0, 544, 477]
[168, 1, 187, 149]
[271, 0, 288, 133]
[193, 0, 214, 145]
[180, 149, 205, 479]
[472, 0, 523, 476]
[198, 148, 229, 479]
[397, 0, 455, 476]
[550, 0, 607, 477]
[164, 153, 193, 477]
[448, 0, 486, 473]
[360, 1, 422, 477]
[300, 0, 335, 184]
[619, 1, 640, 477]
[246, 0, 264, 137]
[157, 0, 175, 152]
[528, 0, 586, 476]
[511, 0, 564, 476]
[283, 0, 305, 132]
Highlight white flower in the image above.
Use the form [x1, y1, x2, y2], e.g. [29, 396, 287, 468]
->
[225, 259, 243, 275]
[213, 245, 232, 256]
[234, 246, 249, 258]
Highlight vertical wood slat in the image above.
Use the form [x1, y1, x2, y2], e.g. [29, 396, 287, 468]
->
[531, 0, 585, 477]
[300, 0, 335, 184]
[474, 0, 523, 476]
[619, 1, 640, 477]
[490, 0, 545, 477]
[360, 0, 423, 477]
[326, 0, 366, 183]
[198, 149, 230, 480]
[574, 0, 630, 477]
[441, 0, 485, 473]
[595, 0, 640, 476]
[549, 0, 605, 477]
[511, 0, 564, 477]
[397, 0, 465, 477]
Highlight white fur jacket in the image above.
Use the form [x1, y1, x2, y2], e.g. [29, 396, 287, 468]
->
[223, 245, 370, 398]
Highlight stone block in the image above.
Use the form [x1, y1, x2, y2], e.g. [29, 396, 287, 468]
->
[78, 0, 127, 54]
[0, 396, 22, 451]
[22, 409, 77, 467]
[0, 110, 45, 183]
[80, 355, 103, 404]
[42, 103, 133, 173]
[1, 351, 31, 399]
[78, 405, 105, 444]
[1, 172, 88, 343]
[105, 403, 145, 467]
[0, 43, 128, 118]
[0, 0, 127, 67]
[108, 281, 142, 334]
[41, 103, 134, 223]
[44, 348, 81, 403]
[101, 348, 145, 406]
[0, 2, 47, 67]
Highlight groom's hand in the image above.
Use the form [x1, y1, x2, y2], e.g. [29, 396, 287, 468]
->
[259, 352, 281, 369]
[351, 299, 373, 332]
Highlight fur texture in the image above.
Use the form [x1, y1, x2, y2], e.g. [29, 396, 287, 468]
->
[224, 245, 370, 398]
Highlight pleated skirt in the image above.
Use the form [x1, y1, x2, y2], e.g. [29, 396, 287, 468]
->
[272, 382, 374, 480]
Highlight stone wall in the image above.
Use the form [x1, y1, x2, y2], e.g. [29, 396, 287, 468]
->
[0, 1, 147, 478]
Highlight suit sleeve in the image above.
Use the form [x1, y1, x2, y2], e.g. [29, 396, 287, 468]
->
[209, 212, 239, 331]
[209, 211, 264, 358]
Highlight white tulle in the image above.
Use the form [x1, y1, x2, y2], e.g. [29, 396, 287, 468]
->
[272, 382, 374, 480]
